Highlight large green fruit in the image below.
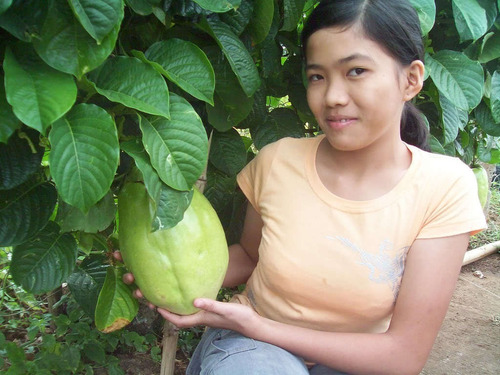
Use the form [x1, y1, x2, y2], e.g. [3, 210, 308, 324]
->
[472, 165, 489, 209]
[118, 179, 228, 315]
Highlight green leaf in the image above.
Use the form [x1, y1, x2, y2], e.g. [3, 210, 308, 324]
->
[152, 185, 193, 231]
[121, 139, 162, 202]
[3, 45, 77, 133]
[192, 0, 241, 13]
[202, 17, 261, 97]
[251, 108, 305, 150]
[281, 0, 306, 31]
[83, 340, 106, 364]
[246, 0, 274, 45]
[68, 0, 124, 43]
[479, 32, 500, 63]
[205, 166, 237, 219]
[0, 0, 48, 42]
[88, 56, 170, 119]
[475, 101, 500, 136]
[49, 103, 119, 213]
[140, 38, 215, 105]
[204, 46, 254, 131]
[56, 191, 117, 233]
[452, 0, 493, 42]
[33, 0, 121, 79]
[67, 255, 109, 318]
[0, 77, 20, 143]
[125, 0, 155, 15]
[209, 129, 247, 176]
[408, 0, 436, 35]
[10, 221, 77, 294]
[0, 128, 44, 190]
[0, 0, 12, 15]
[95, 266, 139, 333]
[139, 94, 208, 191]
[0, 180, 57, 247]
[220, 0, 253, 35]
[492, 71, 500, 123]
[439, 92, 467, 145]
[426, 51, 484, 111]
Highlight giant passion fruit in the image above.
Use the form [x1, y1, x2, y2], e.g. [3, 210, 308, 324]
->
[472, 165, 489, 209]
[118, 179, 228, 315]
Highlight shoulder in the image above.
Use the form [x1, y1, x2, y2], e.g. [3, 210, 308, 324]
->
[254, 136, 317, 162]
[409, 145, 473, 182]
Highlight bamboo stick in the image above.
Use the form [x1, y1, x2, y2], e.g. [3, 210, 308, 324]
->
[462, 240, 500, 266]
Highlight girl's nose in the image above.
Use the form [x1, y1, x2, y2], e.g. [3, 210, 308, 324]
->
[325, 80, 349, 107]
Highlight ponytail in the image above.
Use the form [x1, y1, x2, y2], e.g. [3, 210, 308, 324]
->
[401, 102, 430, 151]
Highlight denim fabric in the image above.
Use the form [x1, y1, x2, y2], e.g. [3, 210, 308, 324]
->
[186, 328, 350, 375]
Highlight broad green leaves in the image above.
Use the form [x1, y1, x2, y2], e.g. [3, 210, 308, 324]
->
[10, 222, 78, 294]
[88, 56, 170, 119]
[492, 71, 500, 124]
[202, 17, 261, 97]
[426, 51, 484, 111]
[67, 255, 109, 318]
[247, 0, 274, 44]
[139, 94, 208, 191]
[49, 104, 119, 213]
[0, 181, 57, 247]
[3, 45, 77, 133]
[68, 0, 124, 44]
[409, 0, 436, 35]
[452, 0, 497, 42]
[33, 0, 121, 78]
[282, 0, 306, 31]
[140, 38, 215, 105]
[193, 0, 241, 13]
[0, 128, 44, 190]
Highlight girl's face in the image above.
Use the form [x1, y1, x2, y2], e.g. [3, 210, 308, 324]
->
[305, 25, 420, 153]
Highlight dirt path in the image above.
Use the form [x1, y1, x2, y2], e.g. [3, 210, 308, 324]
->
[422, 253, 500, 375]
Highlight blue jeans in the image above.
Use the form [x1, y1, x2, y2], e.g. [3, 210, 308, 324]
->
[186, 328, 350, 375]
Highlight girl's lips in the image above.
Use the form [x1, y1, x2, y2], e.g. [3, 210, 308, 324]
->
[325, 116, 356, 130]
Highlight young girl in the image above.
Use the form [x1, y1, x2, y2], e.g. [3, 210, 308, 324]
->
[127, 0, 487, 373]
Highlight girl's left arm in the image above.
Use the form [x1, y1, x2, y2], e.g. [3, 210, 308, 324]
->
[159, 232, 470, 375]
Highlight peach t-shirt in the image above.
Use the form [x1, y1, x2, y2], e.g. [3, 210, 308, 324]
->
[233, 135, 486, 333]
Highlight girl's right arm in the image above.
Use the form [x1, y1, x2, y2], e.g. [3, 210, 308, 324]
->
[222, 203, 263, 287]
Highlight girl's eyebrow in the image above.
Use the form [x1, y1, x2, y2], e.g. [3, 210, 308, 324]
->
[306, 53, 375, 71]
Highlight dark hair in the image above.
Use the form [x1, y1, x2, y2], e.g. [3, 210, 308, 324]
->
[301, 0, 430, 151]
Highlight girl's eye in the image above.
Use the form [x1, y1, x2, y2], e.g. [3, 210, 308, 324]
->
[308, 74, 323, 82]
[348, 68, 366, 76]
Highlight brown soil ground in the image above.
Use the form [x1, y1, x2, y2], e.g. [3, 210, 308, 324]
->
[421, 253, 500, 375]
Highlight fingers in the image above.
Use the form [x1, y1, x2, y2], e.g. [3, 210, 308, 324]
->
[133, 288, 143, 299]
[113, 250, 123, 262]
[122, 272, 135, 284]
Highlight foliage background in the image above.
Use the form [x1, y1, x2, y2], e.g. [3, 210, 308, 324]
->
[0, 0, 499, 373]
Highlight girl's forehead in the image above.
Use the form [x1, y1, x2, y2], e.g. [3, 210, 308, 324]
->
[305, 26, 387, 61]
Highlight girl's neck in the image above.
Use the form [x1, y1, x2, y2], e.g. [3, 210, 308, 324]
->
[315, 136, 412, 201]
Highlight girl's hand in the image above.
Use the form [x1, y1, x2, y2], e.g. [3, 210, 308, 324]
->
[158, 298, 261, 336]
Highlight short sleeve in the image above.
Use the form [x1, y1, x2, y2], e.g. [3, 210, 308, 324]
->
[417, 163, 487, 239]
[236, 141, 281, 214]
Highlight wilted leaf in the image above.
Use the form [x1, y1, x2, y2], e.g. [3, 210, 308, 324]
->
[95, 267, 139, 332]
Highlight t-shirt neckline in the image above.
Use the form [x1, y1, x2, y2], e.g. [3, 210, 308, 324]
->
[305, 134, 421, 212]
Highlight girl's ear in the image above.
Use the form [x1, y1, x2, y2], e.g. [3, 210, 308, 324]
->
[403, 60, 425, 101]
